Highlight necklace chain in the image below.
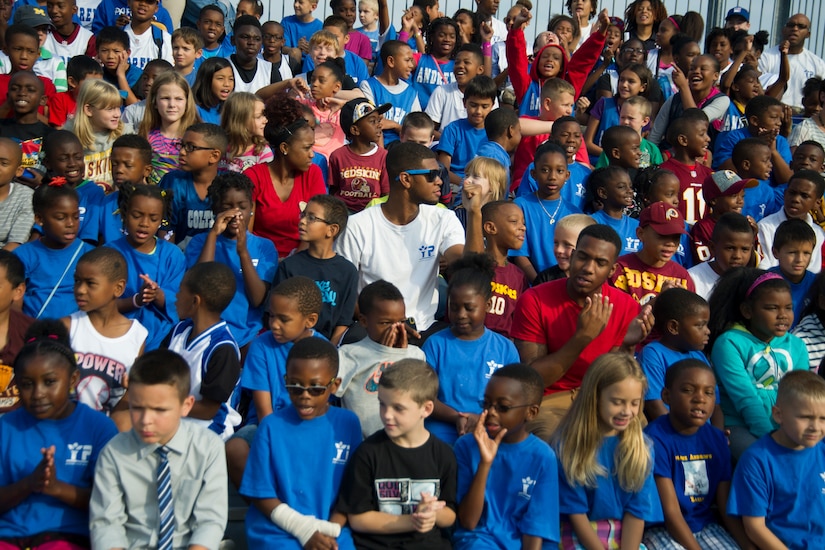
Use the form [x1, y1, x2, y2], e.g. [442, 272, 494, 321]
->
[536, 193, 562, 225]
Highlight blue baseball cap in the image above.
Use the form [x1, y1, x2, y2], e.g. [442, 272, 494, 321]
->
[725, 7, 750, 22]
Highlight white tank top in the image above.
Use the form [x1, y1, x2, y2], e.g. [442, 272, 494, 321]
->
[231, 58, 275, 94]
[70, 311, 148, 415]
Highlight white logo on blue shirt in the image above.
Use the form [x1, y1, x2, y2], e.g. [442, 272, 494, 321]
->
[66, 442, 93, 466]
[333, 441, 351, 465]
[485, 360, 503, 379]
[576, 183, 585, 198]
[519, 476, 536, 500]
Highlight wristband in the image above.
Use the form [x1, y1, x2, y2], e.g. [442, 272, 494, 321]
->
[132, 293, 143, 308]
[399, 31, 411, 41]
[482, 42, 492, 57]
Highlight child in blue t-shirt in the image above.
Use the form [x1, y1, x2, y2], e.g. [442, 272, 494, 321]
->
[516, 116, 592, 212]
[511, 142, 582, 283]
[728, 370, 825, 549]
[359, 40, 419, 145]
[0, 320, 118, 545]
[105, 184, 186, 351]
[241, 337, 362, 550]
[767, 219, 817, 329]
[730, 138, 783, 221]
[40, 130, 104, 245]
[423, 254, 519, 445]
[640, 288, 724, 428]
[643, 360, 747, 550]
[553, 353, 661, 548]
[225, 276, 325, 489]
[14, 182, 94, 319]
[185, 172, 277, 348]
[100, 135, 154, 244]
[159, 123, 224, 247]
[281, 0, 322, 58]
[585, 166, 640, 255]
[453, 364, 559, 549]
[436, 75, 497, 190]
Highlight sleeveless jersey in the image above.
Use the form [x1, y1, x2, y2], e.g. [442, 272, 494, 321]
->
[231, 58, 275, 94]
[167, 319, 242, 439]
[70, 311, 148, 415]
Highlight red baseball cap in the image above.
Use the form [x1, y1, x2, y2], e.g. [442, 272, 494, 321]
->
[638, 202, 688, 235]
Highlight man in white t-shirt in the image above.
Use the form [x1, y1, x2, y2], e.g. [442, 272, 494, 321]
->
[759, 13, 825, 112]
[474, 0, 506, 44]
[125, 0, 173, 70]
[335, 142, 465, 340]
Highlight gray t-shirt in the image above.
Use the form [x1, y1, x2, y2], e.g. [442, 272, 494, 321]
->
[336, 336, 426, 437]
[0, 183, 34, 247]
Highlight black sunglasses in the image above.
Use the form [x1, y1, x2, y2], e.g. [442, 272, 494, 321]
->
[480, 400, 535, 414]
[284, 376, 336, 396]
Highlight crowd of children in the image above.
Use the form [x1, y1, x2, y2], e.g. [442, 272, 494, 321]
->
[3, 0, 825, 549]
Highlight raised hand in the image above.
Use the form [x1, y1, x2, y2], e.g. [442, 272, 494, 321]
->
[473, 410, 506, 465]
[577, 293, 612, 340]
[462, 181, 484, 213]
[479, 20, 493, 44]
[513, 7, 531, 31]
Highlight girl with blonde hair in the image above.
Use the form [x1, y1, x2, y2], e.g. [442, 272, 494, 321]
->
[139, 71, 200, 184]
[70, 79, 128, 189]
[552, 353, 660, 549]
[221, 92, 272, 173]
[455, 156, 507, 227]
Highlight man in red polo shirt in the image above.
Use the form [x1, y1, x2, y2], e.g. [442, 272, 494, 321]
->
[511, 223, 651, 440]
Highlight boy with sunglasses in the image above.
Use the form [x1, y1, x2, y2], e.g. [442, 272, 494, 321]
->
[225, 276, 326, 490]
[241, 337, 362, 549]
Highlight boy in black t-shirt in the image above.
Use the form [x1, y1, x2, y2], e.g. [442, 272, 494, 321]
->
[272, 194, 357, 345]
[0, 71, 54, 184]
[337, 359, 457, 549]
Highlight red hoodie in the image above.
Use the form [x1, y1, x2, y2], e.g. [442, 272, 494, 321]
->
[507, 28, 605, 191]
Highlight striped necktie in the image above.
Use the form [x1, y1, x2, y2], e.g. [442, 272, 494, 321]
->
[156, 446, 175, 550]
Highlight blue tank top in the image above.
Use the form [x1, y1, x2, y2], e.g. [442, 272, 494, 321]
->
[414, 55, 454, 110]
[368, 77, 419, 145]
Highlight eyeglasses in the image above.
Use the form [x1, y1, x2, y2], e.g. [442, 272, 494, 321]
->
[404, 168, 440, 182]
[299, 210, 332, 224]
[283, 377, 336, 396]
[621, 47, 645, 54]
[479, 400, 535, 414]
[263, 34, 284, 41]
[785, 22, 808, 29]
[179, 142, 216, 153]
